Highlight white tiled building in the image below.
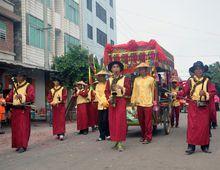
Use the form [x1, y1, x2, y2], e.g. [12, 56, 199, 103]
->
[0, 0, 117, 113]
[80, 0, 117, 60]
[7, 0, 81, 110]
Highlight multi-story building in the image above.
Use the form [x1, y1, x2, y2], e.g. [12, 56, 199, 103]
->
[0, 0, 80, 111]
[0, 0, 116, 113]
[80, 0, 117, 61]
[0, 0, 21, 95]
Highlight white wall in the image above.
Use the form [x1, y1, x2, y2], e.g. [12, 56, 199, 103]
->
[30, 70, 46, 109]
[81, 0, 117, 60]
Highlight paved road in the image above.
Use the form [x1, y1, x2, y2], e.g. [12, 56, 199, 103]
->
[0, 113, 219, 170]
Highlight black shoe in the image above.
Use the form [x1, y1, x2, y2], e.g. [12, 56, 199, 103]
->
[202, 148, 212, 153]
[185, 149, 195, 155]
[83, 131, 88, 135]
[96, 137, 105, 141]
[15, 148, 20, 152]
[77, 131, 84, 135]
[18, 148, 26, 153]
[92, 126, 98, 132]
[185, 147, 195, 155]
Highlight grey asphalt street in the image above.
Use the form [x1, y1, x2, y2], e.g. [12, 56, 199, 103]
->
[0, 113, 219, 170]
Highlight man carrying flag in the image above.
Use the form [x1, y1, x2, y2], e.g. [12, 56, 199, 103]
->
[6, 69, 35, 153]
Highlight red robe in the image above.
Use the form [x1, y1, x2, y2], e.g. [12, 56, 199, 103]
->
[76, 90, 89, 131]
[6, 84, 35, 149]
[105, 77, 131, 142]
[178, 80, 216, 145]
[209, 83, 217, 124]
[87, 90, 98, 127]
[47, 88, 67, 135]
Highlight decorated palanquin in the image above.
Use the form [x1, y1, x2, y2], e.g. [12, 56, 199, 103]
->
[104, 39, 174, 74]
[104, 39, 175, 134]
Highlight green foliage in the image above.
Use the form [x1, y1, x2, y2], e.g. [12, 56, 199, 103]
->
[207, 61, 220, 95]
[52, 46, 89, 89]
[94, 56, 101, 72]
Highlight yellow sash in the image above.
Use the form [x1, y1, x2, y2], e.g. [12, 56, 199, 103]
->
[51, 86, 63, 104]
[76, 90, 89, 105]
[190, 76, 209, 101]
[109, 76, 125, 97]
[13, 81, 29, 105]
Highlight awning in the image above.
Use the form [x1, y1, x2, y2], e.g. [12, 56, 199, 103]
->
[0, 6, 21, 22]
[0, 59, 55, 72]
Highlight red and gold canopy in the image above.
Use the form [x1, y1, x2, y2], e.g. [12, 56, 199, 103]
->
[104, 39, 174, 74]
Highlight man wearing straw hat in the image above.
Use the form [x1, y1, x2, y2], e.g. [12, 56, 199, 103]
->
[6, 69, 35, 153]
[95, 70, 110, 141]
[105, 61, 131, 151]
[47, 75, 67, 141]
[73, 81, 89, 135]
[170, 78, 180, 128]
[131, 61, 155, 144]
[87, 81, 99, 132]
[176, 61, 216, 154]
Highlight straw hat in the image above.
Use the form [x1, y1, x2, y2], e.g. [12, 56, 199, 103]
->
[95, 70, 110, 76]
[76, 81, 87, 86]
[136, 61, 151, 69]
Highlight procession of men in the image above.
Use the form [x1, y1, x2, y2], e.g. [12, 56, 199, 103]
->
[0, 60, 217, 156]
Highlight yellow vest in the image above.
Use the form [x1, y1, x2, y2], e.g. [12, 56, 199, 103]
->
[76, 90, 89, 105]
[171, 87, 180, 107]
[190, 76, 209, 101]
[50, 86, 63, 104]
[95, 82, 109, 110]
[13, 81, 30, 105]
[109, 76, 125, 97]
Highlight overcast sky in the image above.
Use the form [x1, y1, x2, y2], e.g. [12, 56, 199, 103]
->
[116, 0, 220, 79]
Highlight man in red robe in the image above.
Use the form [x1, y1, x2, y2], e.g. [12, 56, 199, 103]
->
[6, 70, 35, 153]
[209, 83, 217, 129]
[73, 81, 89, 135]
[87, 82, 99, 132]
[171, 79, 180, 128]
[105, 61, 131, 152]
[47, 76, 67, 141]
[176, 61, 216, 155]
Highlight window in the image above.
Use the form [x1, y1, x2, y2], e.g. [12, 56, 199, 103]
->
[87, 0, 92, 12]
[40, 0, 51, 8]
[110, 17, 114, 29]
[0, 21, 6, 41]
[96, 2, 106, 24]
[110, 40, 114, 45]
[65, 0, 80, 25]
[109, 0, 113, 7]
[27, 15, 51, 50]
[87, 24, 93, 40]
[97, 28, 107, 47]
[64, 33, 80, 53]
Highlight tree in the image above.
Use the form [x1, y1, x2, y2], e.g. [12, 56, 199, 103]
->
[52, 46, 102, 89]
[207, 61, 220, 95]
[52, 46, 89, 89]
